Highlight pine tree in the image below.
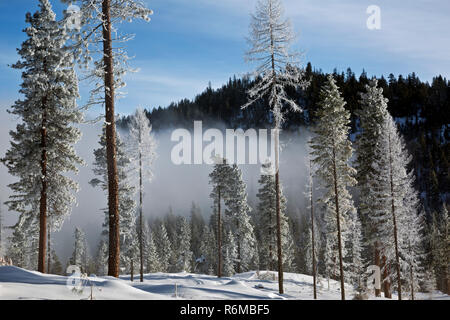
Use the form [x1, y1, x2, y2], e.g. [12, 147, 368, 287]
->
[1, 0, 83, 273]
[401, 208, 427, 300]
[90, 126, 137, 276]
[348, 212, 364, 292]
[223, 231, 237, 277]
[49, 250, 63, 275]
[310, 74, 357, 300]
[368, 113, 425, 300]
[305, 156, 319, 298]
[0, 202, 3, 257]
[127, 107, 157, 282]
[242, 0, 309, 294]
[95, 239, 108, 276]
[155, 223, 172, 272]
[63, 0, 153, 277]
[442, 205, 450, 294]
[224, 164, 257, 273]
[190, 202, 205, 263]
[175, 217, 193, 272]
[199, 225, 216, 275]
[255, 160, 294, 271]
[71, 227, 88, 273]
[431, 204, 449, 294]
[145, 227, 161, 273]
[355, 79, 390, 297]
[7, 221, 28, 268]
[124, 217, 139, 281]
[209, 157, 232, 277]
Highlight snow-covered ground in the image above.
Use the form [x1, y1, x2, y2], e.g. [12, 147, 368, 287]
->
[0, 266, 448, 300]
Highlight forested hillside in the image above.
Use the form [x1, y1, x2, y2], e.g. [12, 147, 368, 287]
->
[119, 63, 449, 219]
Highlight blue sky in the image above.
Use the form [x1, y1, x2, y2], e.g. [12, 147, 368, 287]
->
[0, 0, 449, 116]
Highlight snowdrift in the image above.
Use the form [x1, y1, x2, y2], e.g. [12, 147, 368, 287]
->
[1, 266, 448, 300]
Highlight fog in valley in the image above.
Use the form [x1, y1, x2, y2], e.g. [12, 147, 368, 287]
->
[0, 108, 312, 263]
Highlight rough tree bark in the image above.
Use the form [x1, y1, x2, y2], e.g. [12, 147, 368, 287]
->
[332, 145, 345, 300]
[374, 245, 381, 297]
[388, 130, 402, 300]
[38, 93, 48, 274]
[47, 225, 51, 274]
[236, 221, 241, 274]
[139, 142, 144, 282]
[274, 129, 284, 294]
[217, 187, 222, 278]
[310, 160, 317, 300]
[382, 255, 392, 298]
[130, 259, 134, 282]
[102, 0, 120, 278]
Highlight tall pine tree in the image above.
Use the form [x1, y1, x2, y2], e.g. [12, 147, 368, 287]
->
[2, 0, 83, 272]
[242, 0, 309, 294]
[310, 74, 357, 300]
[127, 107, 156, 281]
[63, 0, 153, 277]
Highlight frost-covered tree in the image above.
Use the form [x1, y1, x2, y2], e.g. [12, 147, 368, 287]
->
[90, 126, 137, 275]
[255, 160, 295, 271]
[303, 215, 321, 274]
[368, 114, 426, 300]
[7, 221, 29, 268]
[348, 212, 364, 291]
[175, 217, 193, 272]
[49, 250, 63, 275]
[401, 208, 427, 300]
[242, 0, 309, 294]
[145, 226, 160, 273]
[62, 0, 153, 277]
[95, 239, 108, 276]
[430, 204, 450, 294]
[310, 74, 357, 300]
[433, 204, 450, 294]
[355, 79, 390, 296]
[127, 107, 156, 281]
[199, 225, 216, 275]
[304, 156, 320, 298]
[124, 216, 139, 280]
[223, 231, 237, 277]
[0, 203, 3, 257]
[209, 157, 232, 277]
[224, 164, 257, 273]
[1, 0, 83, 273]
[70, 227, 88, 273]
[155, 223, 172, 272]
[190, 202, 205, 263]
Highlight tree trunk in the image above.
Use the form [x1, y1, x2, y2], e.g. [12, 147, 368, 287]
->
[374, 244, 381, 297]
[139, 149, 144, 282]
[410, 261, 415, 300]
[236, 221, 241, 274]
[38, 94, 48, 274]
[267, 0, 284, 294]
[332, 146, 345, 300]
[47, 225, 51, 274]
[310, 160, 317, 300]
[217, 187, 222, 278]
[268, 215, 273, 271]
[274, 129, 284, 294]
[388, 130, 402, 300]
[130, 259, 134, 282]
[382, 255, 391, 298]
[102, 0, 120, 278]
